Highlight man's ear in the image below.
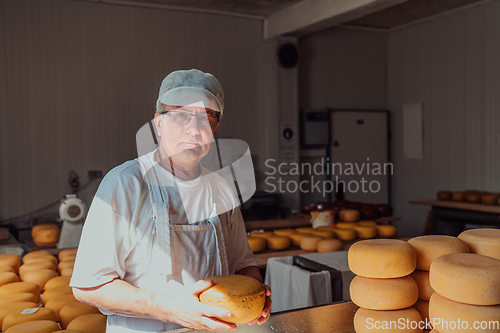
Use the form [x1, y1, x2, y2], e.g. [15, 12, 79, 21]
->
[153, 113, 162, 136]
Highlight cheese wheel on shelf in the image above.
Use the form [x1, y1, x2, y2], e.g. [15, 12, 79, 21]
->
[61, 267, 74, 277]
[23, 254, 58, 267]
[451, 191, 465, 201]
[3, 307, 57, 332]
[58, 261, 75, 274]
[0, 293, 38, 306]
[437, 191, 451, 200]
[44, 276, 71, 290]
[19, 262, 56, 280]
[408, 235, 469, 271]
[0, 266, 15, 274]
[0, 258, 20, 275]
[332, 228, 357, 241]
[299, 235, 324, 251]
[198, 274, 265, 325]
[59, 302, 100, 329]
[22, 269, 58, 291]
[458, 228, 500, 260]
[315, 226, 337, 232]
[339, 209, 359, 222]
[410, 270, 434, 301]
[288, 232, 306, 246]
[66, 313, 107, 333]
[429, 292, 500, 333]
[413, 299, 430, 324]
[250, 231, 274, 239]
[429, 253, 500, 305]
[267, 235, 291, 251]
[317, 239, 344, 253]
[31, 225, 57, 239]
[0, 282, 40, 302]
[0, 272, 19, 287]
[350, 275, 418, 310]
[247, 236, 266, 253]
[353, 225, 377, 239]
[310, 230, 335, 239]
[0, 302, 39, 327]
[295, 227, 315, 234]
[354, 307, 422, 333]
[376, 224, 398, 237]
[58, 248, 78, 262]
[0, 255, 21, 264]
[466, 193, 481, 203]
[273, 229, 296, 236]
[357, 220, 377, 227]
[61, 254, 77, 262]
[21, 251, 52, 264]
[348, 239, 416, 278]
[41, 285, 73, 306]
[45, 294, 78, 321]
[4, 319, 60, 333]
[481, 194, 499, 205]
[33, 227, 60, 244]
[335, 222, 357, 229]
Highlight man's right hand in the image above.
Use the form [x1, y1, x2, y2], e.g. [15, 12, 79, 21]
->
[155, 279, 237, 332]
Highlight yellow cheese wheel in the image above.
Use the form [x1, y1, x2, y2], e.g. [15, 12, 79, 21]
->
[58, 261, 75, 274]
[61, 254, 77, 262]
[348, 239, 416, 278]
[429, 253, 500, 305]
[354, 307, 422, 333]
[33, 227, 60, 244]
[317, 239, 344, 253]
[408, 235, 469, 271]
[437, 191, 451, 200]
[273, 229, 296, 236]
[0, 258, 20, 275]
[315, 226, 337, 232]
[31, 225, 57, 239]
[0, 255, 21, 264]
[198, 274, 265, 325]
[250, 231, 274, 239]
[22, 251, 52, 264]
[41, 285, 73, 306]
[413, 299, 430, 324]
[267, 235, 291, 251]
[288, 232, 306, 246]
[295, 227, 315, 234]
[0, 272, 19, 287]
[410, 270, 434, 301]
[332, 227, 357, 241]
[0, 282, 40, 302]
[429, 292, 500, 333]
[357, 220, 378, 227]
[4, 319, 60, 333]
[466, 193, 481, 203]
[353, 225, 378, 239]
[44, 276, 71, 290]
[23, 269, 59, 291]
[451, 191, 465, 201]
[481, 194, 499, 205]
[0, 302, 39, 327]
[67, 313, 107, 333]
[335, 222, 357, 229]
[45, 294, 78, 321]
[0, 266, 15, 274]
[61, 267, 74, 277]
[350, 275, 418, 310]
[246, 236, 266, 253]
[59, 302, 100, 329]
[458, 228, 500, 260]
[23, 254, 58, 267]
[58, 248, 78, 262]
[0, 293, 38, 306]
[310, 230, 335, 239]
[339, 209, 360, 222]
[3, 307, 57, 332]
[376, 224, 398, 238]
[19, 262, 56, 280]
[299, 235, 324, 251]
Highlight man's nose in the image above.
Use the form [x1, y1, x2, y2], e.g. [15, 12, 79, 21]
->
[185, 115, 201, 135]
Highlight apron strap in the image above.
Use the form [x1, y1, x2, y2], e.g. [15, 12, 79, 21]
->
[208, 203, 229, 275]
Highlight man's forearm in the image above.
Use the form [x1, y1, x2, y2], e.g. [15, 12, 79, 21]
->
[236, 266, 263, 283]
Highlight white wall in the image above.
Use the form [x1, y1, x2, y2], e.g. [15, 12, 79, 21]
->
[388, 0, 500, 237]
[0, 0, 299, 223]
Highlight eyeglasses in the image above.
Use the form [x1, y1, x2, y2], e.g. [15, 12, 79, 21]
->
[161, 110, 219, 129]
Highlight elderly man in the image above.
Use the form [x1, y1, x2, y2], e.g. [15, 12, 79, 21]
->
[70, 69, 271, 332]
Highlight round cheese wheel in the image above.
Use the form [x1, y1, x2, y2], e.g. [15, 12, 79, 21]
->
[41, 285, 73, 306]
[267, 235, 291, 251]
[413, 299, 430, 324]
[0, 272, 19, 287]
[0, 293, 38, 307]
[59, 302, 100, 329]
[61, 267, 74, 277]
[354, 307, 422, 333]
[357, 220, 377, 227]
[0, 282, 40, 302]
[295, 227, 315, 234]
[353, 225, 377, 239]
[0, 255, 21, 264]
[410, 270, 434, 301]
[3, 307, 57, 332]
[299, 235, 324, 251]
[348, 239, 416, 278]
[335, 222, 357, 229]
[250, 231, 274, 239]
[58, 248, 78, 262]
[58, 261, 75, 274]
[451, 191, 465, 201]
[339, 209, 360, 222]
[0, 302, 39, 327]
[333, 228, 357, 241]
[34, 227, 60, 244]
[45, 294, 78, 321]
[4, 319, 60, 333]
[408, 235, 469, 271]
[198, 274, 265, 325]
[376, 224, 398, 237]
[246, 236, 266, 253]
[44, 276, 71, 290]
[273, 229, 296, 236]
[458, 228, 500, 260]
[310, 230, 335, 239]
[429, 253, 500, 305]
[315, 226, 337, 232]
[22, 251, 52, 264]
[61, 254, 77, 262]
[0, 266, 15, 274]
[23, 254, 58, 267]
[31, 225, 57, 239]
[67, 313, 107, 333]
[437, 191, 451, 200]
[19, 262, 56, 280]
[481, 194, 498, 205]
[22, 269, 58, 291]
[288, 232, 306, 246]
[429, 292, 500, 333]
[466, 193, 481, 203]
[350, 275, 418, 310]
[317, 239, 344, 253]
[0, 258, 20, 275]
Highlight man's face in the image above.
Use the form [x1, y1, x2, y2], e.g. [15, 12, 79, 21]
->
[154, 105, 219, 166]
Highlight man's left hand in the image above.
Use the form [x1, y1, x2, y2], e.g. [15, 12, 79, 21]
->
[248, 284, 272, 326]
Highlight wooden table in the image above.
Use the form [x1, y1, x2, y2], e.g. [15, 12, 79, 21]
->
[411, 199, 500, 236]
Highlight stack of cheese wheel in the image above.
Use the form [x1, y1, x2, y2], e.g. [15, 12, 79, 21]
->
[429, 253, 500, 333]
[58, 248, 78, 277]
[348, 239, 422, 333]
[407, 235, 469, 329]
[20, 251, 59, 291]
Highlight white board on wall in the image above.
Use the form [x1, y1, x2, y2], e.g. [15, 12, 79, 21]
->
[403, 103, 423, 159]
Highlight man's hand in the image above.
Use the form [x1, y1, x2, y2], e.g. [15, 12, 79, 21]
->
[156, 280, 237, 332]
[248, 284, 272, 326]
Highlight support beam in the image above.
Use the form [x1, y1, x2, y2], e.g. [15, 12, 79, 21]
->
[264, 0, 408, 40]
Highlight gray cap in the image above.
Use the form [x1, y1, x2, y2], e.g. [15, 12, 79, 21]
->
[156, 69, 224, 117]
